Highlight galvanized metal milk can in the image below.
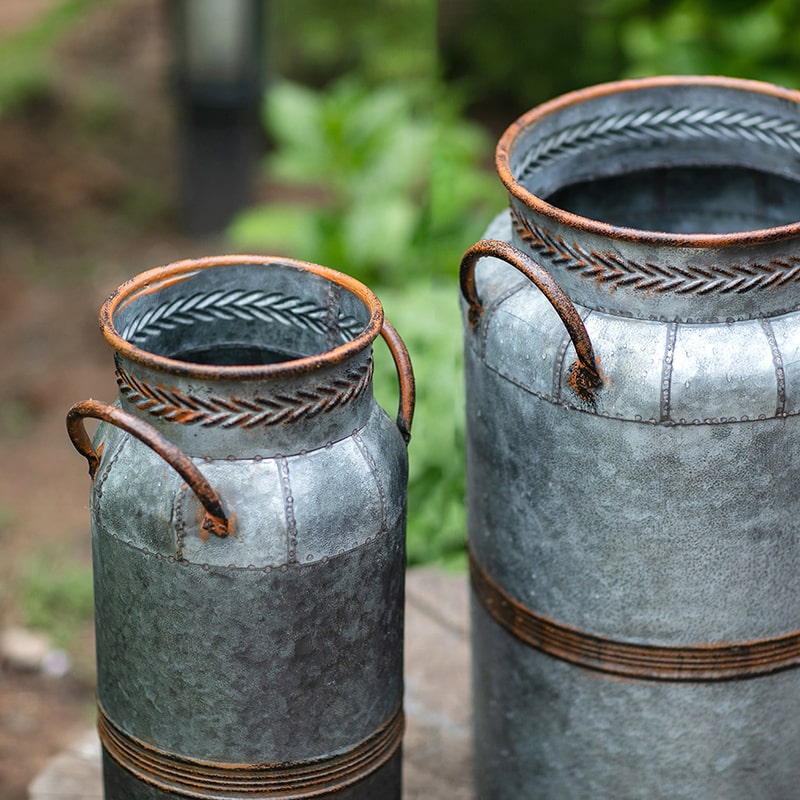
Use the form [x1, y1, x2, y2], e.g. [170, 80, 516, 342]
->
[67, 255, 414, 799]
[462, 76, 800, 798]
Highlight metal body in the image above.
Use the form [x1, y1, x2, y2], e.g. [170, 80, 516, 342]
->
[463, 77, 800, 798]
[67, 256, 414, 799]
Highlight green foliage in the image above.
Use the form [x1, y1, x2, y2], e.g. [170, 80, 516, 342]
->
[428, 89, 504, 275]
[614, 0, 800, 86]
[439, 0, 628, 118]
[232, 78, 430, 285]
[372, 282, 466, 569]
[270, 0, 436, 89]
[0, 0, 102, 114]
[0, 398, 35, 437]
[20, 549, 94, 649]
[228, 67, 499, 569]
[229, 76, 502, 286]
[440, 0, 800, 120]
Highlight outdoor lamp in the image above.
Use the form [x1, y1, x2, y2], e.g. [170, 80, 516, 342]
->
[170, 0, 267, 235]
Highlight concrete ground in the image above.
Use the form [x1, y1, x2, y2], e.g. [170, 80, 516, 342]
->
[28, 567, 473, 800]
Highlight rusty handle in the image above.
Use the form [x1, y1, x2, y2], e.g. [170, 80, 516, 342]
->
[66, 400, 231, 538]
[380, 319, 415, 443]
[460, 239, 602, 402]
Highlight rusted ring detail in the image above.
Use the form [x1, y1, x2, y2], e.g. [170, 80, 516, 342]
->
[98, 703, 404, 799]
[470, 551, 800, 682]
[496, 76, 800, 250]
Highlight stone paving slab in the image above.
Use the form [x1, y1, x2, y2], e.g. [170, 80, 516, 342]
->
[29, 567, 472, 799]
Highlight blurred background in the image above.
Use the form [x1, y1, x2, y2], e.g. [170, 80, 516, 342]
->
[2, 0, 800, 795]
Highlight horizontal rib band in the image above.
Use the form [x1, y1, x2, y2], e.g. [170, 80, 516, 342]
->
[470, 551, 800, 682]
[98, 703, 404, 799]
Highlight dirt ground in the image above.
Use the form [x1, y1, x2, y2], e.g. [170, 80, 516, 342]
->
[0, 2, 266, 795]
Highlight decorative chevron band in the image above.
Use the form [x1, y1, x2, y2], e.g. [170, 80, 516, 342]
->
[98, 703, 404, 798]
[116, 360, 373, 428]
[120, 289, 364, 347]
[469, 551, 800, 682]
[517, 105, 800, 182]
[511, 206, 800, 297]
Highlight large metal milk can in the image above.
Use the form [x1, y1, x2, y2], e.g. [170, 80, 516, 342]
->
[461, 76, 800, 798]
[66, 255, 414, 799]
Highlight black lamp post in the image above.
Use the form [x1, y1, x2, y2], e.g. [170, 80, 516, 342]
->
[170, 0, 267, 236]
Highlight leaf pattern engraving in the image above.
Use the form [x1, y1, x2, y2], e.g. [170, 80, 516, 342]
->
[121, 289, 364, 346]
[116, 361, 373, 428]
[511, 207, 800, 297]
[518, 105, 800, 181]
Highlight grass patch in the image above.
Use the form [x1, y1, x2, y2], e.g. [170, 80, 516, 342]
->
[19, 547, 94, 650]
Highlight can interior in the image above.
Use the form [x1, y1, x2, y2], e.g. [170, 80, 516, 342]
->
[545, 165, 800, 234]
[509, 82, 800, 236]
[111, 262, 372, 367]
[167, 343, 302, 366]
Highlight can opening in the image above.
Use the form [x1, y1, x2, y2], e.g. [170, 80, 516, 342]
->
[104, 259, 382, 376]
[169, 344, 304, 366]
[545, 164, 800, 235]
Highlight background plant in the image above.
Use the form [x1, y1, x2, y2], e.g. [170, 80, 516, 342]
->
[230, 0, 502, 568]
[373, 283, 466, 568]
[230, 0, 800, 568]
[229, 74, 499, 567]
[439, 0, 800, 127]
[0, 0, 101, 115]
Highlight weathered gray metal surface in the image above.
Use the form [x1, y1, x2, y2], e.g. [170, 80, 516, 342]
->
[463, 77, 800, 798]
[28, 567, 473, 800]
[67, 256, 413, 799]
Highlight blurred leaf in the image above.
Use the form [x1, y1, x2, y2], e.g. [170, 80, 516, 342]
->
[228, 205, 318, 253]
[0, 0, 102, 114]
[618, 0, 800, 83]
[232, 75, 499, 287]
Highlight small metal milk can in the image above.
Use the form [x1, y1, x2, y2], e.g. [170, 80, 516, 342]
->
[462, 76, 800, 798]
[67, 255, 414, 799]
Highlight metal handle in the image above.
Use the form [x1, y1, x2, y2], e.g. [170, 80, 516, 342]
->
[460, 239, 602, 404]
[66, 400, 231, 538]
[380, 319, 415, 443]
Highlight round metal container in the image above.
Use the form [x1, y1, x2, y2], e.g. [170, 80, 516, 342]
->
[462, 76, 800, 798]
[67, 255, 414, 799]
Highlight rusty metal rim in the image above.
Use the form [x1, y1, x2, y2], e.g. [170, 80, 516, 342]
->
[100, 255, 384, 382]
[98, 703, 404, 799]
[496, 75, 800, 249]
[470, 550, 800, 682]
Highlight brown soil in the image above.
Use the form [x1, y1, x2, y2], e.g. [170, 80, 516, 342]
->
[0, 2, 264, 796]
